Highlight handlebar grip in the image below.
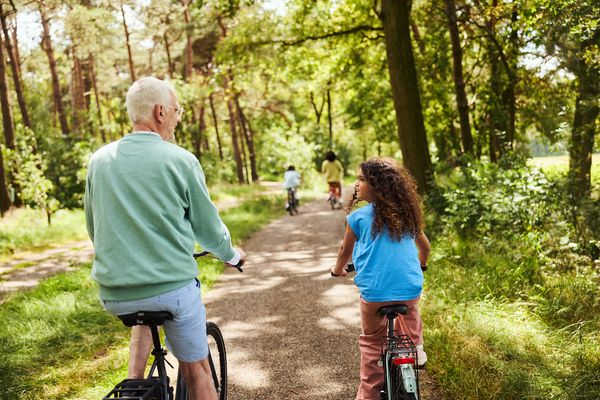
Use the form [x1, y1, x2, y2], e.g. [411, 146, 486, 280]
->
[193, 251, 210, 259]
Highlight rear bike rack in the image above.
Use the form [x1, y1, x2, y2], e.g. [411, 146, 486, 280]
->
[102, 378, 162, 399]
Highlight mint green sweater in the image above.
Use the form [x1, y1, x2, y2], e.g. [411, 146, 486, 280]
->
[84, 133, 236, 301]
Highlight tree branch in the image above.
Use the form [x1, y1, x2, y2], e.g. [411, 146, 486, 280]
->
[252, 25, 383, 47]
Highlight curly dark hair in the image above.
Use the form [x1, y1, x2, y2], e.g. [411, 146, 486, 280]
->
[345, 157, 423, 240]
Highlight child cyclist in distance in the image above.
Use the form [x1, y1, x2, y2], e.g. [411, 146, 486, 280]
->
[283, 165, 301, 211]
[330, 157, 430, 400]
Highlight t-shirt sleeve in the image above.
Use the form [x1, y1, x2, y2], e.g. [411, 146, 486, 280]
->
[347, 211, 360, 238]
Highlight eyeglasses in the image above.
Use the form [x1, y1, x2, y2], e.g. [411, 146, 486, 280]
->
[165, 105, 185, 119]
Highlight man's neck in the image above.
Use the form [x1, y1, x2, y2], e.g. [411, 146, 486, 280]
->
[132, 122, 170, 141]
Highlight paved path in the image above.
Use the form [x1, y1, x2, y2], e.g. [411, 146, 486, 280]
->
[0, 240, 94, 301]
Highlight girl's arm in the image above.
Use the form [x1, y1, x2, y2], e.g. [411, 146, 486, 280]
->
[415, 231, 431, 270]
[331, 224, 357, 277]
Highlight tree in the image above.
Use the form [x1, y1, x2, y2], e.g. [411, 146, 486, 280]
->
[379, 0, 433, 193]
[120, 2, 136, 82]
[0, 4, 30, 129]
[444, 0, 473, 154]
[531, 0, 599, 201]
[39, 3, 69, 135]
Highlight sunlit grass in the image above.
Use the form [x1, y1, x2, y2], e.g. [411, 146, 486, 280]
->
[423, 296, 599, 399]
[529, 154, 600, 180]
[0, 265, 130, 399]
[0, 208, 89, 261]
[423, 232, 600, 399]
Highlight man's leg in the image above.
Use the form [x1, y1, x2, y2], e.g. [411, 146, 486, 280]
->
[179, 359, 218, 400]
[128, 325, 153, 378]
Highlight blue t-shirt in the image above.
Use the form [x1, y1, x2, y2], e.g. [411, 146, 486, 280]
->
[347, 204, 423, 302]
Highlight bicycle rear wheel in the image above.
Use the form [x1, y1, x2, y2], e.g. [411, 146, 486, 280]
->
[390, 362, 418, 400]
[383, 353, 419, 400]
[175, 322, 227, 400]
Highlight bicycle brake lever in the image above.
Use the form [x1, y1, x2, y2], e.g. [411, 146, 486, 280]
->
[231, 259, 244, 273]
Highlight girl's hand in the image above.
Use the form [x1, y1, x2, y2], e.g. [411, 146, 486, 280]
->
[330, 266, 348, 277]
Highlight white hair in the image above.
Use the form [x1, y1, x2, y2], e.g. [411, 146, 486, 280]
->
[125, 77, 176, 124]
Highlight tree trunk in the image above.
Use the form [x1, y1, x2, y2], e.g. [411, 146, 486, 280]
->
[310, 91, 325, 124]
[238, 118, 250, 184]
[0, 149, 10, 214]
[226, 94, 245, 184]
[445, 0, 473, 154]
[502, 5, 518, 151]
[0, 17, 15, 149]
[70, 48, 86, 134]
[89, 54, 106, 142]
[234, 94, 259, 182]
[380, 0, 433, 194]
[120, 3, 136, 83]
[40, 7, 69, 135]
[327, 87, 333, 148]
[209, 93, 224, 161]
[164, 33, 174, 78]
[10, 21, 21, 78]
[569, 57, 599, 202]
[193, 102, 205, 160]
[181, 0, 193, 81]
[0, 6, 30, 128]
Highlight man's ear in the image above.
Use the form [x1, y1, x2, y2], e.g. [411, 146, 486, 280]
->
[154, 104, 164, 123]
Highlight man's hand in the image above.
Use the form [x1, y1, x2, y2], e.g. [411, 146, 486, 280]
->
[330, 266, 348, 277]
[226, 247, 247, 268]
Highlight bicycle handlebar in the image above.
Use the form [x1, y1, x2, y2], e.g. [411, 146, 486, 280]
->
[194, 251, 244, 273]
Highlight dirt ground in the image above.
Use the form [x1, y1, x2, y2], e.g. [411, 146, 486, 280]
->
[200, 194, 445, 399]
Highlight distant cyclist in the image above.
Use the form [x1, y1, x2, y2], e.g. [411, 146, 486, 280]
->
[321, 151, 344, 208]
[283, 165, 301, 211]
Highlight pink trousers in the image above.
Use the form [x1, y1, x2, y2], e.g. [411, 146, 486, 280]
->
[356, 297, 423, 400]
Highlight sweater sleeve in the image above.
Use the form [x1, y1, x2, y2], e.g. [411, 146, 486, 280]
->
[186, 160, 236, 261]
[84, 167, 94, 243]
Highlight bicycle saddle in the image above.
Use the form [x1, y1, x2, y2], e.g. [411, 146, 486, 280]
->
[118, 311, 174, 327]
[377, 304, 409, 318]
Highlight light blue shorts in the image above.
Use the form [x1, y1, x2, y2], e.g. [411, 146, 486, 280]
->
[101, 279, 208, 362]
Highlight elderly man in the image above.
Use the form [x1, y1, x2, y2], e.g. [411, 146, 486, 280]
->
[84, 76, 246, 400]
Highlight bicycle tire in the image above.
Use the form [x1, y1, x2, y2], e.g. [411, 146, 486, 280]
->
[390, 362, 418, 400]
[175, 322, 227, 400]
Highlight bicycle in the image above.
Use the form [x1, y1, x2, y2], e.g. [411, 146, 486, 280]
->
[286, 187, 299, 215]
[327, 185, 339, 209]
[102, 252, 242, 400]
[330, 264, 420, 400]
[377, 304, 420, 400]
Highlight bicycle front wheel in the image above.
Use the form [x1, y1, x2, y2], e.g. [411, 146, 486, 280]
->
[175, 322, 228, 400]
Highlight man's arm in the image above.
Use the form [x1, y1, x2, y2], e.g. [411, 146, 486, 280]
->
[83, 173, 94, 242]
[186, 161, 239, 262]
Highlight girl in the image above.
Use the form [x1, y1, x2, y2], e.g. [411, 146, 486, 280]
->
[330, 157, 430, 400]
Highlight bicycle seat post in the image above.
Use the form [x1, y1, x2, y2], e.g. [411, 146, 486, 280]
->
[387, 313, 396, 340]
[148, 323, 169, 394]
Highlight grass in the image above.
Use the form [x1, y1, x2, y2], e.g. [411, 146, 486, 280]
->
[422, 233, 600, 399]
[0, 193, 288, 399]
[529, 153, 600, 182]
[0, 208, 89, 261]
